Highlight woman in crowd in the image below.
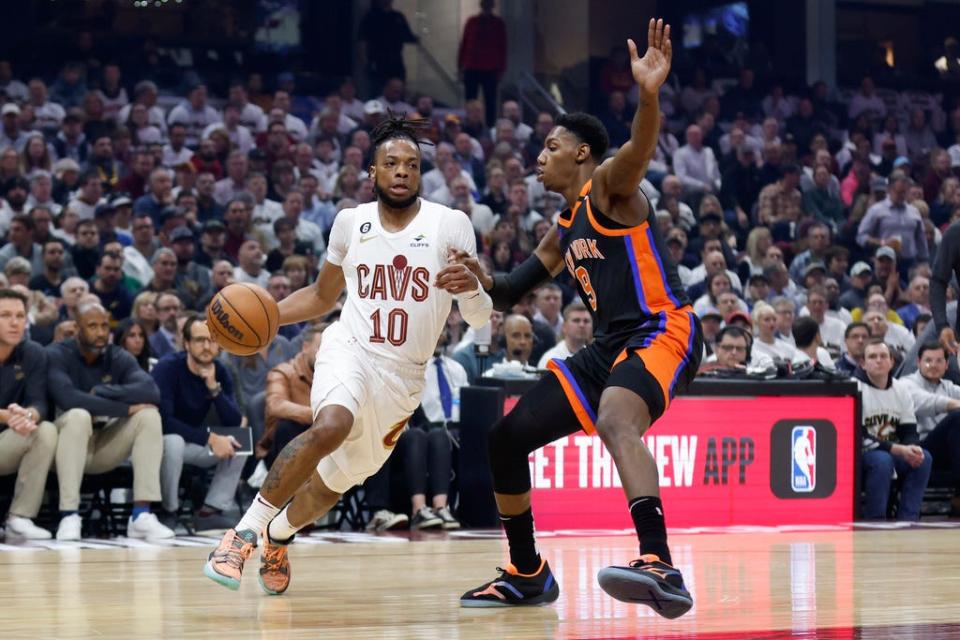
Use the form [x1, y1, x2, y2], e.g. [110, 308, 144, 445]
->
[489, 240, 517, 274]
[282, 255, 312, 292]
[21, 134, 52, 175]
[0, 147, 22, 182]
[114, 319, 154, 372]
[739, 226, 773, 281]
[332, 164, 360, 202]
[751, 301, 798, 362]
[127, 102, 163, 146]
[931, 176, 959, 227]
[131, 291, 159, 336]
[694, 271, 736, 317]
[480, 164, 508, 215]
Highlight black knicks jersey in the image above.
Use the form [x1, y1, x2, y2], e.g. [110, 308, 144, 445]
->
[555, 179, 693, 358]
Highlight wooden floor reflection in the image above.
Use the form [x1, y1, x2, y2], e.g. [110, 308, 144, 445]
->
[1, 528, 959, 639]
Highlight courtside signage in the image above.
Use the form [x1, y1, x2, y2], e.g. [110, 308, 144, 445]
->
[526, 396, 855, 528]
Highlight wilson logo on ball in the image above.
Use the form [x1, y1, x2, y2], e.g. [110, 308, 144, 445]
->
[211, 299, 245, 340]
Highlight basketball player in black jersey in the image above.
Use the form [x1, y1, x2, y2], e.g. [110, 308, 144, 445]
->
[457, 19, 701, 618]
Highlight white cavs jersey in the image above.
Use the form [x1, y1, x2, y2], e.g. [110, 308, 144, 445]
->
[310, 198, 491, 493]
[325, 199, 484, 366]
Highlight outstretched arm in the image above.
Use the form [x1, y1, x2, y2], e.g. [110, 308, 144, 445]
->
[594, 18, 672, 199]
[277, 260, 345, 325]
[450, 224, 565, 312]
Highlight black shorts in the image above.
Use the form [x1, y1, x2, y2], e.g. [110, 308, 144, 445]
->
[545, 310, 702, 432]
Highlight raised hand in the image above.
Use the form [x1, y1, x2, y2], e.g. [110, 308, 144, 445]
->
[629, 18, 672, 95]
[939, 327, 958, 355]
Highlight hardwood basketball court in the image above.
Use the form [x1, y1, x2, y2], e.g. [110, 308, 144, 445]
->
[2, 525, 959, 639]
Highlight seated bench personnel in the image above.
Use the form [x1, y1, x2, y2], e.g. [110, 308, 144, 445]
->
[261, 324, 325, 468]
[154, 316, 247, 531]
[47, 302, 174, 541]
[0, 289, 57, 539]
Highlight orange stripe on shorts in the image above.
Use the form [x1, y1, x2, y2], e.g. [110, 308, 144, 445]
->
[546, 359, 597, 434]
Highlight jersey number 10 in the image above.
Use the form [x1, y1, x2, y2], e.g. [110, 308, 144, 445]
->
[369, 308, 409, 346]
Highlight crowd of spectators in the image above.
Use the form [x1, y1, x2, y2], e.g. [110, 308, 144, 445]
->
[3, 20, 960, 536]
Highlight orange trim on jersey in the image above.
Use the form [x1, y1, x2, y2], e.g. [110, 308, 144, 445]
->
[583, 196, 637, 236]
[628, 226, 677, 313]
[557, 200, 579, 229]
[546, 359, 597, 434]
[612, 348, 629, 370]
[558, 180, 595, 229]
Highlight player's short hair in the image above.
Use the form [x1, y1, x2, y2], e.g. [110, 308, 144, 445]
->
[555, 112, 609, 162]
[370, 114, 432, 161]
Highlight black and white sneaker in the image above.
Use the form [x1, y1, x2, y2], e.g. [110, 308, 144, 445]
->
[597, 554, 693, 619]
[365, 510, 408, 532]
[410, 506, 443, 530]
[435, 506, 461, 530]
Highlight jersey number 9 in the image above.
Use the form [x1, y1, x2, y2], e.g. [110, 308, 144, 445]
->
[574, 266, 598, 312]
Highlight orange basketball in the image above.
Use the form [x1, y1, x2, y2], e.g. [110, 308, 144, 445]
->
[206, 283, 279, 356]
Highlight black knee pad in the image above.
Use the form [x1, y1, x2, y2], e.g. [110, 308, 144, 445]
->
[487, 406, 535, 495]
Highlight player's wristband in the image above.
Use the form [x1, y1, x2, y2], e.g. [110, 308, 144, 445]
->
[488, 255, 552, 312]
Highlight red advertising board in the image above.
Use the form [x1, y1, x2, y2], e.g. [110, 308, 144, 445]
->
[527, 395, 857, 529]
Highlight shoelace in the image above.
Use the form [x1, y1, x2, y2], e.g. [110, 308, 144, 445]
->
[262, 545, 286, 570]
[217, 535, 252, 570]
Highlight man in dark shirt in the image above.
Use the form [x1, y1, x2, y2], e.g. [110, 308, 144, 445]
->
[170, 226, 213, 307]
[154, 316, 246, 531]
[48, 302, 173, 541]
[28, 239, 70, 298]
[0, 289, 57, 540]
[71, 219, 101, 280]
[91, 251, 134, 325]
[149, 292, 182, 358]
[933, 220, 960, 354]
[358, 0, 418, 87]
[836, 322, 869, 377]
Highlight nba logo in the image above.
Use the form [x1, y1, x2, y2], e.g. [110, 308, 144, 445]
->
[791, 426, 816, 493]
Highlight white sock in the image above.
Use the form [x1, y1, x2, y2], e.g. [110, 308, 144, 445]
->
[267, 506, 300, 542]
[235, 493, 281, 539]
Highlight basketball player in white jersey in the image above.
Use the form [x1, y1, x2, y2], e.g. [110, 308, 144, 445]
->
[204, 117, 493, 594]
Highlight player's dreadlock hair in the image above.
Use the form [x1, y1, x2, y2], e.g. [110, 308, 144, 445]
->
[555, 112, 609, 162]
[370, 112, 433, 160]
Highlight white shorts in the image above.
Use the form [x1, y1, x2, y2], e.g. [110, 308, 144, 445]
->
[310, 322, 426, 494]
